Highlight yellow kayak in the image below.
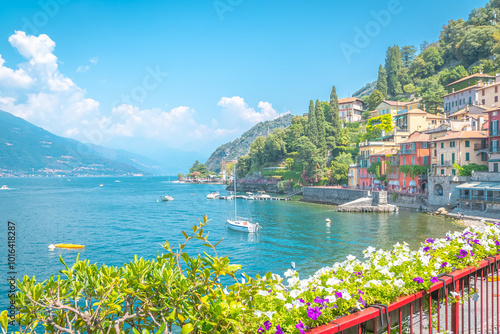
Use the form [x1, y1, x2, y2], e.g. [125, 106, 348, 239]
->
[56, 244, 85, 249]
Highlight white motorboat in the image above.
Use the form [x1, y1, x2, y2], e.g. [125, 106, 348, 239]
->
[253, 191, 271, 200]
[226, 165, 260, 233]
[1, 185, 8, 190]
[160, 195, 174, 201]
[207, 191, 220, 199]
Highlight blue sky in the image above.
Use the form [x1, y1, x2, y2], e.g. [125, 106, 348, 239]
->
[0, 0, 489, 163]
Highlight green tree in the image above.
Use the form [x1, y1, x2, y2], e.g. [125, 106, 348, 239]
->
[366, 114, 394, 133]
[236, 155, 252, 178]
[453, 163, 489, 176]
[329, 86, 341, 141]
[387, 48, 403, 96]
[420, 77, 447, 114]
[306, 100, 318, 146]
[284, 116, 306, 153]
[177, 173, 184, 179]
[296, 136, 325, 184]
[286, 157, 294, 170]
[263, 129, 287, 163]
[401, 45, 417, 68]
[376, 65, 388, 98]
[392, 45, 403, 71]
[403, 83, 416, 94]
[368, 89, 384, 111]
[421, 46, 444, 74]
[249, 136, 267, 167]
[315, 99, 327, 155]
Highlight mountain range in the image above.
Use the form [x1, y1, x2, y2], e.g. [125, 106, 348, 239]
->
[205, 113, 293, 172]
[0, 110, 166, 177]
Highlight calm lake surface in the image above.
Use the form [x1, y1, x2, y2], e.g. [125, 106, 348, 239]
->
[0, 176, 462, 309]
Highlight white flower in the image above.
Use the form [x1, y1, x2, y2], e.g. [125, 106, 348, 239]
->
[284, 303, 293, 310]
[223, 288, 229, 295]
[263, 311, 275, 320]
[326, 295, 337, 303]
[284, 269, 295, 277]
[254, 310, 262, 318]
[347, 255, 356, 261]
[325, 287, 334, 293]
[292, 299, 305, 308]
[287, 276, 299, 287]
[326, 277, 342, 286]
[290, 289, 302, 298]
[258, 290, 269, 296]
[275, 292, 286, 301]
[274, 284, 284, 291]
[365, 246, 376, 253]
[393, 278, 405, 288]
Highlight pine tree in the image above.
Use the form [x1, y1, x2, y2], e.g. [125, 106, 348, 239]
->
[315, 99, 327, 155]
[329, 86, 341, 140]
[376, 65, 388, 98]
[401, 45, 416, 68]
[387, 48, 403, 96]
[307, 100, 318, 146]
[384, 46, 392, 73]
[392, 45, 403, 71]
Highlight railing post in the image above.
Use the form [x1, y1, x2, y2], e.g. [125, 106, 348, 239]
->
[451, 279, 460, 334]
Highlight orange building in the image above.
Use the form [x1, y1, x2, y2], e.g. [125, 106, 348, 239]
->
[368, 148, 399, 189]
[395, 132, 431, 192]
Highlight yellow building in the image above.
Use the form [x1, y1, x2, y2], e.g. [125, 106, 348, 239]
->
[374, 99, 422, 118]
[432, 131, 489, 176]
[394, 109, 445, 135]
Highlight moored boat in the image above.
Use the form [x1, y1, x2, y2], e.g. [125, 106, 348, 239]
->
[207, 191, 220, 199]
[160, 195, 174, 201]
[1, 185, 8, 190]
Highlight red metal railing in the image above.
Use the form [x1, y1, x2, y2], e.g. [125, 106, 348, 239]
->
[309, 255, 500, 334]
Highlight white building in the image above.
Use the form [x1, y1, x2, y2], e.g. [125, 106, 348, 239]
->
[338, 97, 365, 123]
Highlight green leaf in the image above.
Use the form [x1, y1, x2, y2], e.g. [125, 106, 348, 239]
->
[181, 324, 194, 334]
[0, 310, 8, 330]
[155, 323, 166, 334]
[182, 231, 189, 240]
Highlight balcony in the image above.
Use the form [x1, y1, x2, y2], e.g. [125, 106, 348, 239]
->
[491, 146, 499, 153]
[400, 149, 416, 155]
[395, 126, 408, 132]
[436, 160, 453, 166]
[474, 142, 489, 151]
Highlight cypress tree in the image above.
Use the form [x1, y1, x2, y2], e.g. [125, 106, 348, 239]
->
[387, 48, 402, 96]
[307, 100, 318, 146]
[376, 65, 388, 98]
[315, 99, 327, 155]
[384, 46, 392, 73]
[329, 86, 341, 140]
[393, 45, 403, 71]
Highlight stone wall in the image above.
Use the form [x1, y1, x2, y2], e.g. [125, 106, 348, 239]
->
[427, 175, 471, 209]
[372, 191, 387, 205]
[229, 183, 279, 193]
[471, 172, 500, 182]
[302, 187, 370, 205]
[388, 193, 427, 208]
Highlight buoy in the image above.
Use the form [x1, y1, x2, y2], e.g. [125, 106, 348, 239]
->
[48, 243, 56, 251]
[326, 218, 331, 223]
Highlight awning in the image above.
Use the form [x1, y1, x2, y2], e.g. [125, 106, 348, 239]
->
[456, 182, 500, 190]
[393, 181, 400, 186]
[374, 180, 381, 184]
[409, 180, 417, 187]
[489, 159, 500, 162]
[388, 180, 394, 185]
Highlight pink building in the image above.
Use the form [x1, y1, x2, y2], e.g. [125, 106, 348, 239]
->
[338, 98, 365, 123]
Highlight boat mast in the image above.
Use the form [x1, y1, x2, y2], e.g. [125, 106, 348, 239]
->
[234, 164, 237, 220]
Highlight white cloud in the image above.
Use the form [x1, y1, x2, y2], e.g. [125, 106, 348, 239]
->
[217, 96, 279, 124]
[76, 65, 90, 73]
[0, 31, 283, 155]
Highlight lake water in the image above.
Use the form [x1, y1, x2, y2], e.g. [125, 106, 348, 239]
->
[0, 176, 462, 310]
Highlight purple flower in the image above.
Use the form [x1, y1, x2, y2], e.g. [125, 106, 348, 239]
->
[472, 240, 481, 245]
[495, 240, 500, 246]
[470, 251, 475, 257]
[441, 262, 448, 268]
[264, 321, 271, 330]
[358, 289, 364, 295]
[423, 246, 431, 252]
[457, 249, 468, 259]
[275, 325, 284, 334]
[426, 238, 435, 244]
[413, 277, 424, 283]
[335, 291, 343, 298]
[258, 327, 265, 334]
[295, 320, 306, 334]
[307, 306, 322, 321]
[359, 296, 366, 307]
[430, 277, 439, 284]
[314, 297, 329, 306]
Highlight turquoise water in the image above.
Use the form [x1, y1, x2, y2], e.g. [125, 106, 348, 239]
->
[0, 176, 461, 310]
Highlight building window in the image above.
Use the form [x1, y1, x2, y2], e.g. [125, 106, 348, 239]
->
[481, 152, 488, 161]
[452, 153, 455, 164]
[377, 158, 380, 162]
[403, 180, 406, 188]
[441, 142, 444, 149]
[452, 169, 456, 176]
[412, 156, 415, 165]
[465, 141, 470, 148]
[450, 141, 455, 148]
[423, 156, 428, 165]
[422, 142, 429, 148]
[441, 154, 444, 165]
[495, 163, 499, 173]
[403, 157, 406, 166]
[466, 152, 470, 161]
[482, 99, 486, 105]
[441, 169, 445, 175]
[496, 96, 499, 103]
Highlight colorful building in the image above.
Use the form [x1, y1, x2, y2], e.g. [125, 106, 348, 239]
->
[443, 74, 499, 115]
[394, 132, 431, 192]
[485, 107, 500, 172]
[432, 131, 489, 176]
[338, 97, 365, 123]
[368, 148, 398, 189]
[355, 141, 397, 189]
[374, 100, 421, 118]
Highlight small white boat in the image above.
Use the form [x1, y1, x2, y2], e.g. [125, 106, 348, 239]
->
[226, 165, 260, 233]
[115, 180, 121, 183]
[253, 191, 271, 200]
[207, 191, 220, 199]
[226, 219, 260, 233]
[1, 185, 8, 190]
[160, 195, 174, 201]
[99, 183, 104, 187]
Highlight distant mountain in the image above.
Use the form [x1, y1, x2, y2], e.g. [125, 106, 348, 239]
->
[206, 114, 293, 173]
[352, 81, 376, 98]
[0, 110, 162, 177]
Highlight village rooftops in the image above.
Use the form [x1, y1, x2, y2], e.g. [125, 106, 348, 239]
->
[399, 131, 431, 144]
[338, 97, 363, 104]
[445, 73, 496, 87]
[434, 131, 488, 142]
